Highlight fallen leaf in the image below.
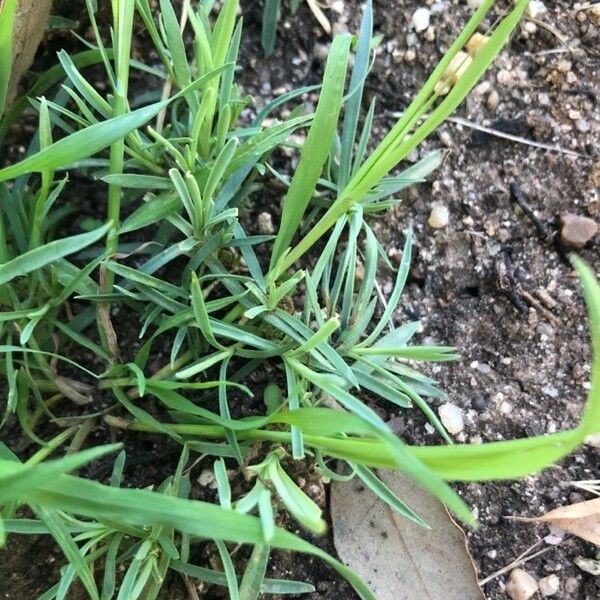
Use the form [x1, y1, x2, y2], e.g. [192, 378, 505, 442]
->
[331, 470, 483, 600]
[516, 497, 600, 546]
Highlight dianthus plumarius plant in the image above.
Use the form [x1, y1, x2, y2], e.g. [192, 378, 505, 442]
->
[0, 0, 598, 598]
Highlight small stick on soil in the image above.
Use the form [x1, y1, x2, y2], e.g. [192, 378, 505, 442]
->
[527, 17, 573, 49]
[479, 540, 557, 586]
[181, 574, 201, 600]
[495, 254, 528, 314]
[384, 112, 589, 158]
[519, 289, 560, 326]
[448, 116, 589, 159]
[508, 182, 550, 242]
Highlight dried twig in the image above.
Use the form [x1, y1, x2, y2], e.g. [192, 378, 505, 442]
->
[479, 540, 557, 586]
[448, 116, 589, 159]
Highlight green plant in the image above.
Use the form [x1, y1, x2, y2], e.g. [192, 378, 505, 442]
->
[1, 0, 598, 598]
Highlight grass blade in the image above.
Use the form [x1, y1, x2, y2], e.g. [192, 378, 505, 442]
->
[270, 35, 352, 269]
[0, 223, 110, 286]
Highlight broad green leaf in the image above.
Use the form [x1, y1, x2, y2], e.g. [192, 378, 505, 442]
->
[159, 0, 191, 87]
[0, 101, 166, 181]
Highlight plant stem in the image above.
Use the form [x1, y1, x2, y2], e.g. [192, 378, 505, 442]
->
[105, 0, 135, 290]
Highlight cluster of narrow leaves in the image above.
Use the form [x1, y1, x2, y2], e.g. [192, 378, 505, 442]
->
[0, 0, 599, 599]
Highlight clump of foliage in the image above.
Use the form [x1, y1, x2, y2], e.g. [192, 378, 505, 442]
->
[0, 0, 598, 598]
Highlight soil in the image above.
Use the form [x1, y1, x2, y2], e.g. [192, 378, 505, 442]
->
[1, 1, 599, 599]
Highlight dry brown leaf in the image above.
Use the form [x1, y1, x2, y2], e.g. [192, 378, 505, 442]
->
[331, 470, 484, 600]
[516, 497, 600, 546]
[8, 0, 53, 105]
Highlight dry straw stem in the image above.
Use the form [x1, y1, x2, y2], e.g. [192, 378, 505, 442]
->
[3, 0, 52, 107]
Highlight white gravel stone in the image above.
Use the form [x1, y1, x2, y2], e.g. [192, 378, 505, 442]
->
[467, 0, 483, 9]
[527, 0, 547, 19]
[538, 575, 560, 597]
[197, 469, 216, 488]
[487, 89, 500, 111]
[411, 7, 431, 32]
[428, 203, 450, 228]
[506, 569, 539, 600]
[258, 211, 275, 235]
[438, 403, 464, 435]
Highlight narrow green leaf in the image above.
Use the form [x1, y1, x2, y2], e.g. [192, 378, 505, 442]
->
[160, 0, 191, 87]
[270, 35, 352, 269]
[571, 257, 600, 437]
[0, 65, 230, 182]
[239, 545, 270, 600]
[35, 507, 100, 600]
[261, 0, 281, 56]
[0, 224, 110, 286]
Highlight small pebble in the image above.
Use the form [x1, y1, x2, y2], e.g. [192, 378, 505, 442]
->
[560, 214, 598, 248]
[544, 530, 564, 546]
[575, 119, 590, 133]
[574, 557, 600, 576]
[197, 469, 216, 488]
[506, 569, 539, 600]
[467, 0, 483, 9]
[258, 211, 275, 235]
[330, 0, 344, 14]
[538, 574, 560, 597]
[527, 0, 547, 18]
[538, 92, 550, 106]
[542, 385, 559, 398]
[474, 81, 491, 96]
[411, 7, 431, 32]
[428, 203, 450, 228]
[487, 89, 500, 111]
[314, 43, 330, 61]
[438, 403, 464, 435]
[564, 578, 579, 594]
[497, 69, 513, 85]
